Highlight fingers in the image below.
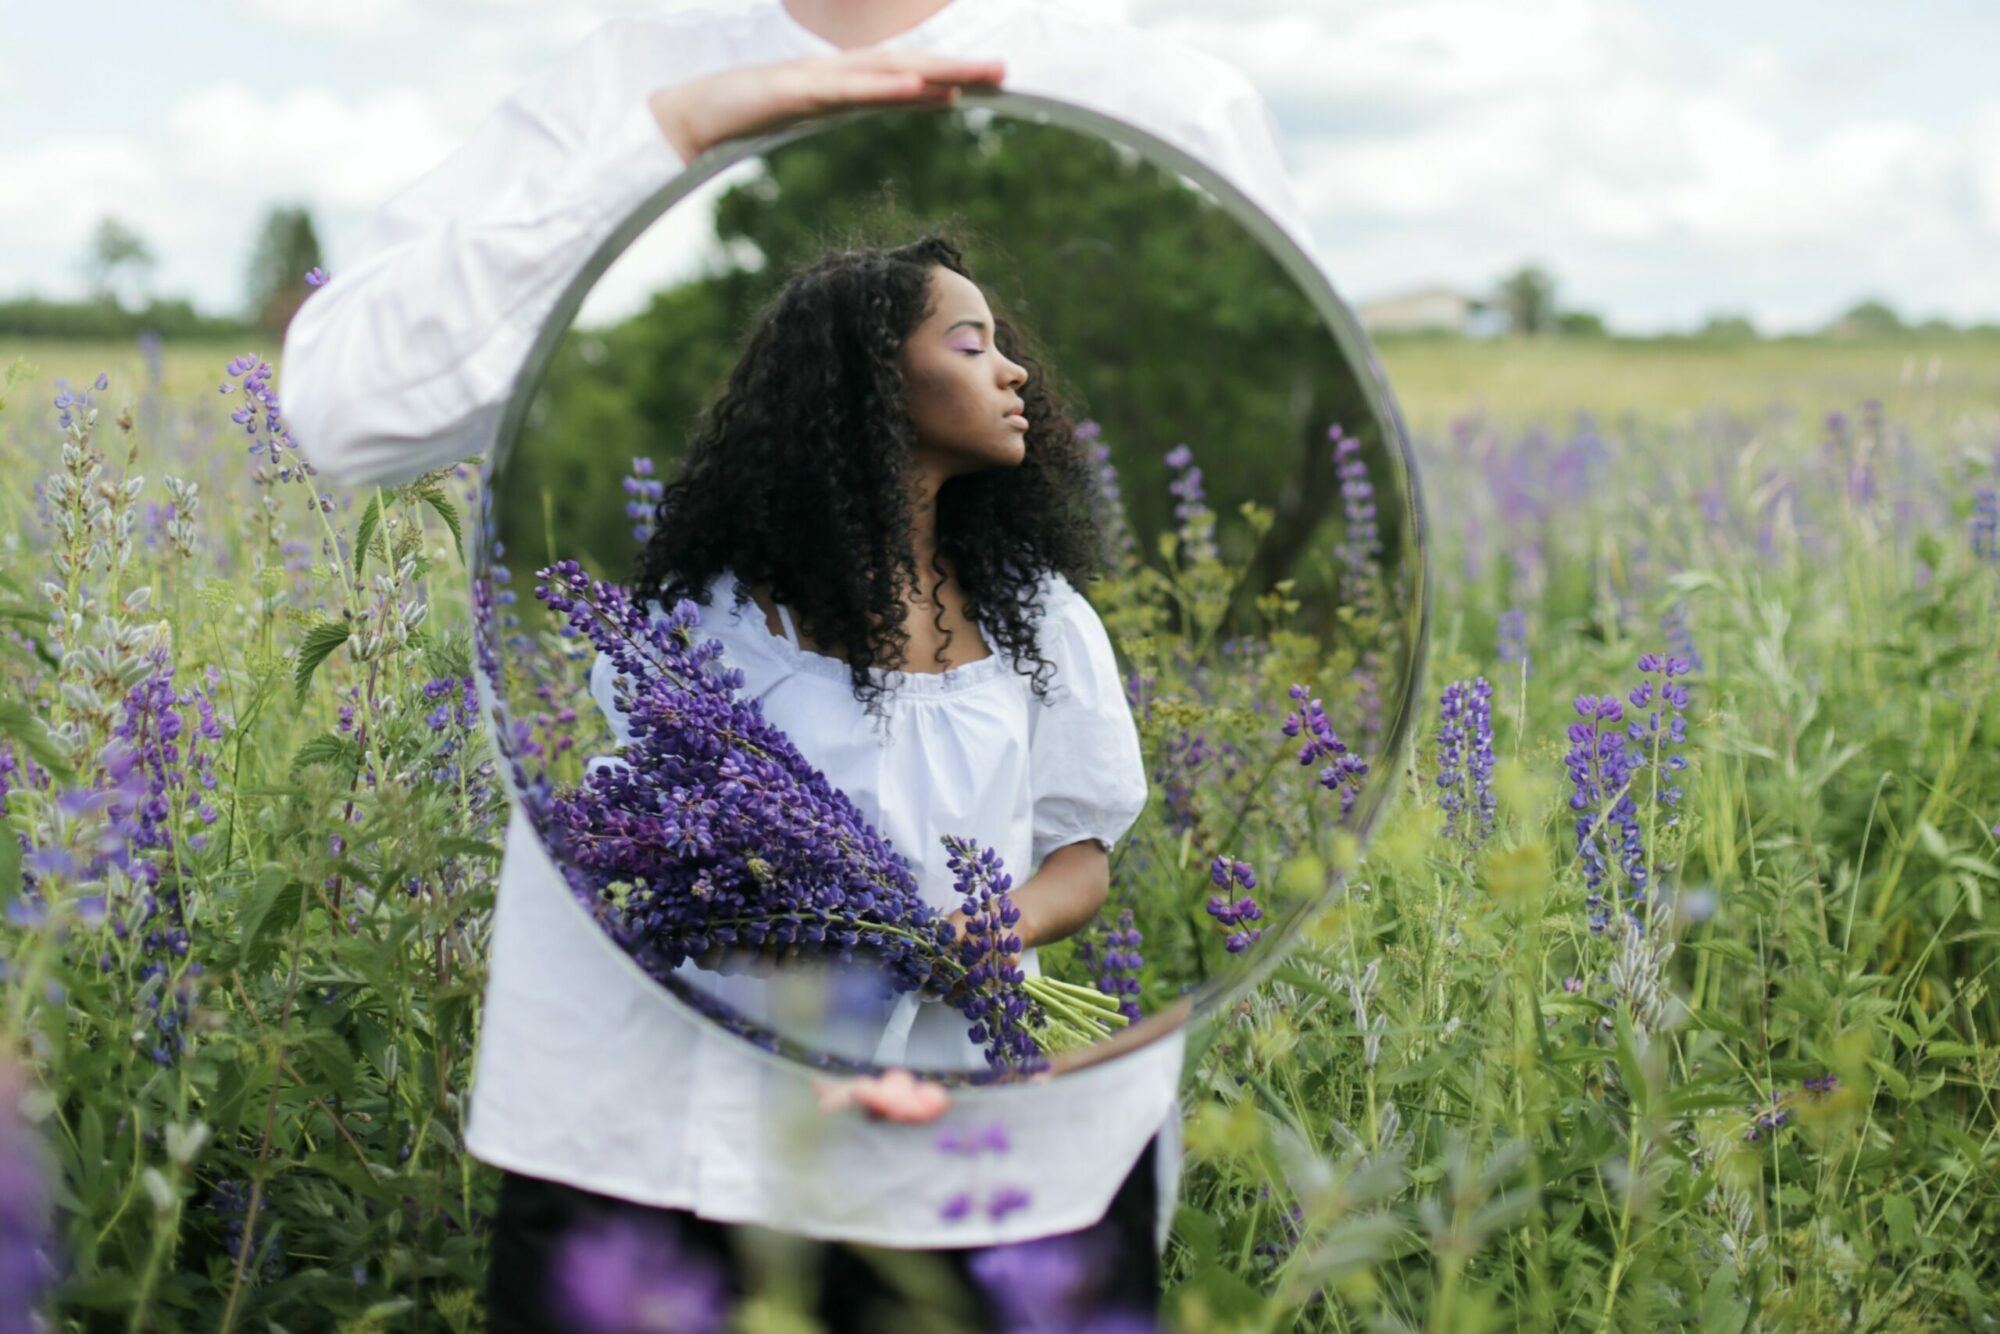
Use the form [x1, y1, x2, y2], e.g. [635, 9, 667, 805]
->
[832, 50, 1005, 83]
[850, 1069, 953, 1123]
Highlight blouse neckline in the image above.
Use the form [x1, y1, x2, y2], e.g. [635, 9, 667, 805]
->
[717, 572, 1019, 699]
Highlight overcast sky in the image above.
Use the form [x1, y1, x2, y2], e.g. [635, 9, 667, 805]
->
[4, 0, 1996, 335]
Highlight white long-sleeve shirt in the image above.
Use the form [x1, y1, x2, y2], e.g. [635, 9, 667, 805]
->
[279, 0, 1316, 1250]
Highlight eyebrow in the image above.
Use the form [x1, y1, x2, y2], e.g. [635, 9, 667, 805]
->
[944, 319, 989, 334]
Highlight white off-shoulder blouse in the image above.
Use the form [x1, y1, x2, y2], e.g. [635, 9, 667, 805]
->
[584, 567, 1149, 1074]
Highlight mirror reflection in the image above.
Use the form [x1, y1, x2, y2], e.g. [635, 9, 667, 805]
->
[474, 97, 1426, 1085]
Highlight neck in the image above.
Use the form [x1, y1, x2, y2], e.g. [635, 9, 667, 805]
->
[781, 0, 956, 49]
[906, 473, 942, 587]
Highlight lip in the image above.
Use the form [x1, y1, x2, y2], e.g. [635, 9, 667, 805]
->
[1003, 413, 1029, 430]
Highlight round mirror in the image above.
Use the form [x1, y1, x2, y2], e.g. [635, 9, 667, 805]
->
[471, 88, 1429, 1088]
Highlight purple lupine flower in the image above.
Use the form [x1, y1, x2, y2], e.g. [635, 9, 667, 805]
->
[534, 560, 935, 961]
[1331, 424, 1380, 613]
[1496, 607, 1530, 678]
[1803, 1072, 1839, 1098]
[1564, 694, 1644, 936]
[1744, 1089, 1791, 1143]
[1972, 485, 1998, 562]
[1660, 602, 1704, 674]
[1204, 855, 1264, 953]
[304, 266, 329, 288]
[1081, 425, 1138, 570]
[623, 456, 665, 543]
[206, 1179, 285, 1282]
[1282, 684, 1369, 816]
[942, 834, 1049, 1074]
[1150, 728, 1209, 835]
[1435, 678, 1496, 852]
[1163, 442, 1217, 565]
[1079, 906, 1145, 1023]
[0, 1062, 56, 1325]
[1564, 652, 1694, 934]
[551, 1214, 729, 1334]
[965, 1224, 1123, 1332]
[532, 564, 1050, 1075]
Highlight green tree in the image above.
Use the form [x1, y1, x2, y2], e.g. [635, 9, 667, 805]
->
[1826, 298, 1903, 339]
[1493, 263, 1557, 336]
[1697, 312, 1758, 340]
[80, 216, 155, 311]
[1554, 309, 1606, 338]
[509, 108, 1398, 633]
[245, 204, 324, 340]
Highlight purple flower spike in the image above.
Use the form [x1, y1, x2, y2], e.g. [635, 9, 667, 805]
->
[552, 1214, 728, 1334]
[1204, 855, 1265, 952]
[1435, 677, 1496, 852]
[1282, 683, 1369, 816]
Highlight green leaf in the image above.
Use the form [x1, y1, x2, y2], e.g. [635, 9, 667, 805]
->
[353, 492, 381, 578]
[1610, 1004, 1655, 1118]
[1170, 1203, 1219, 1268]
[1882, 1193, 1916, 1248]
[0, 698, 73, 782]
[288, 731, 361, 777]
[296, 1029, 358, 1100]
[293, 617, 351, 702]
[1701, 1264, 1750, 1334]
[417, 485, 465, 560]
[438, 837, 502, 860]
[236, 870, 305, 970]
[0, 820, 19, 919]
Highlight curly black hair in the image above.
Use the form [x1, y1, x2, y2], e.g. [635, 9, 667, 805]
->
[632, 232, 1110, 721]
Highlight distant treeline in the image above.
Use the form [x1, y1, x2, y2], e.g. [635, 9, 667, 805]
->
[0, 295, 254, 342]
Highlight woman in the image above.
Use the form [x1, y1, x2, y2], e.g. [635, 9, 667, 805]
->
[611, 232, 1142, 1080]
[539, 233, 1154, 1327]
[278, 1, 1316, 1328]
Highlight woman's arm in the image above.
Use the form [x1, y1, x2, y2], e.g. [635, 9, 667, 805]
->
[1012, 839, 1111, 950]
[279, 28, 1003, 493]
[941, 836, 1108, 961]
[279, 17, 696, 491]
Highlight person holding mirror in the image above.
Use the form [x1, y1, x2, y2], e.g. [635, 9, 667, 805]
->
[279, 1, 1316, 1328]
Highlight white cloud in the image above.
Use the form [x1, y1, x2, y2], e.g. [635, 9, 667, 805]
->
[166, 84, 458, 209]
[5, 0, 1996, 333]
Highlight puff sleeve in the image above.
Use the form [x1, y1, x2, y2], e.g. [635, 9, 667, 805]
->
[1027, 574, 1150, 867]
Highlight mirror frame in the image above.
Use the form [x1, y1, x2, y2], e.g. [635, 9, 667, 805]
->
[470, 85, 1433, 1092]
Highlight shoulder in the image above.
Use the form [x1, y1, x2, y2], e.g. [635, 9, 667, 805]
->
[557, 6, 749, 85]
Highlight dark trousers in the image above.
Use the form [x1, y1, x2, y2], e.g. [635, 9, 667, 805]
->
[486, 1133, 1161, 1332]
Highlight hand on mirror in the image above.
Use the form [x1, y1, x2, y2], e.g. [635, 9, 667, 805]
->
[648, 50, 1006, 163]
[812, 1068, 953, 1123]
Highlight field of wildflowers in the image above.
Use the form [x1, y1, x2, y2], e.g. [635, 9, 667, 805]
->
[0, 328, 1996, 1332]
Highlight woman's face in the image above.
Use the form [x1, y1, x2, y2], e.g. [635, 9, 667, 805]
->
[899, 266, 1031, 478]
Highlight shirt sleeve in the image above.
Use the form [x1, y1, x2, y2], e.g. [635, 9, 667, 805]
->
[279, 15, 697, 491]
[1027, 574, 1149, 867]
[1201, 65, 1320, 276]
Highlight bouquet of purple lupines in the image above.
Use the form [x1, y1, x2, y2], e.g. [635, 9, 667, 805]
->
[531, 562, 1129, 1072]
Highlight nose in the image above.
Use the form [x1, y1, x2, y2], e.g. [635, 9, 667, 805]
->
[1000, 357, 1027, 390]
